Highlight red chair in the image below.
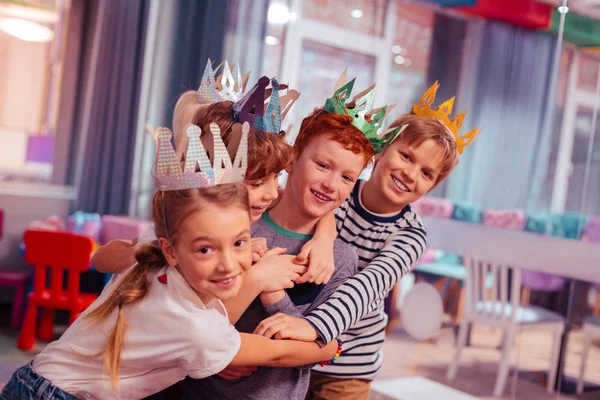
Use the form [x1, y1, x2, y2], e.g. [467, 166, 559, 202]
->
[17, 229, 98, 350]
[0, 270, 31, 328]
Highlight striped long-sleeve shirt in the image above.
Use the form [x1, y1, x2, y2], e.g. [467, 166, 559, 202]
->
[306, 180, 427, 380]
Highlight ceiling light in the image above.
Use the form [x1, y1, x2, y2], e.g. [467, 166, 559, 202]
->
[394, 55, 406, 65]
[264, 35, 279, 46]
[392, 45, 403, 54]
[0, 18, 54, 42]
[350, 9, 364, 19]
[558, 6, 569, 14]
[268, 3, 290, 24]
[0, 3, 58, 23]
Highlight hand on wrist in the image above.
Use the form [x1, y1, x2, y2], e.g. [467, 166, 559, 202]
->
[245, 267, 267, 292]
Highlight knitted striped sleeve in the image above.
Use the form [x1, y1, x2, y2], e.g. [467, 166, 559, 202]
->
[304, 226, 426, 344]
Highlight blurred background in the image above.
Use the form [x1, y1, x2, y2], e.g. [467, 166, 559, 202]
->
[2, 0, 600, 399]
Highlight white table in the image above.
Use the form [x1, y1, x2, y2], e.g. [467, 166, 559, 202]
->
[422, 217, 600, 283]
[370, 377, 477, 400]
[422, 217, 600, 392]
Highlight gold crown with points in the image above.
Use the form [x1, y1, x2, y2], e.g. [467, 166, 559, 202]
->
[411, 81, 481, 154]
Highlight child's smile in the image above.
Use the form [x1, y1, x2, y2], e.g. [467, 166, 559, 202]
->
[209, 274, 240, 291]
[391, 174, 411, 193]
[310, 189, 333, 203]
[250, 204, 270, 218]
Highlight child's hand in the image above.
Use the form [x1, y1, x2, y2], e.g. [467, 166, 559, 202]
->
[218, 365, 257, 380]
[254, 313, 319, 342]
[251, 248, 307, 292]
[251, 237, 268, 263]
[295, 236, 335, 285]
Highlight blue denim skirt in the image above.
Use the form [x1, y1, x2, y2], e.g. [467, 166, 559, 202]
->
[1, 364, 78, 400]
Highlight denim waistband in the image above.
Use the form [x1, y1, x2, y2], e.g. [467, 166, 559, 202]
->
[9, 363, 78, 400]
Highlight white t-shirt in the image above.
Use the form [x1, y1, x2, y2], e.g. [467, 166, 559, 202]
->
[33, 266, 241, 400]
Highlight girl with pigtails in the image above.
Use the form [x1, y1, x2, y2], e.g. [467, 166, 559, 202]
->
[0, 122, 339, 400]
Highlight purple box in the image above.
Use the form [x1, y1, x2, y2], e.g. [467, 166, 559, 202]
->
[26, 135, 55, 164]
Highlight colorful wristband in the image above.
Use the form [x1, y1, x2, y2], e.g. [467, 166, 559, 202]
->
[319, 338, 343, 366]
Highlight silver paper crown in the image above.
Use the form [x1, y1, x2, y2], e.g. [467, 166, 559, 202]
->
[197, 59, 250, 104]
[151, 122, 248, 191]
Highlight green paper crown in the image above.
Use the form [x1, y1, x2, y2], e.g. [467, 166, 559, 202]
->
[323, 69, 403, 154]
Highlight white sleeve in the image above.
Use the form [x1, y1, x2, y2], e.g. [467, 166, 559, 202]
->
[138, 224, 157, 244]
[180, 309, 241, 379]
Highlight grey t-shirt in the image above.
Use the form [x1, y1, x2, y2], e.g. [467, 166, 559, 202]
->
[179, 212, 358, 400]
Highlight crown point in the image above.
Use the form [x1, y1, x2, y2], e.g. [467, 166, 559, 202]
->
[421, 81, 439, 106]
[186, 124, 201, 138]
[438, 97, 455, 116]
[454, 110, 466, 130]
[271, 78, 280, 90]
[157, 127, 172, 140]
[334, 68, 349, 92]
[411, 81, 481, 154]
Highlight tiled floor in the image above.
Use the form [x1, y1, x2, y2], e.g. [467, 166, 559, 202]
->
[1, 313, 599, 399]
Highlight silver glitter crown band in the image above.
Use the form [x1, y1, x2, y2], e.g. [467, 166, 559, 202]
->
[151, 122, 248, 191]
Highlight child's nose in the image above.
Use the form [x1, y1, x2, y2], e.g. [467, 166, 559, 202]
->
[218, 251, 237, 272]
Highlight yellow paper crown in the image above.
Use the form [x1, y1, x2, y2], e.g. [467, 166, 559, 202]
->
[411, 81, 481, 154]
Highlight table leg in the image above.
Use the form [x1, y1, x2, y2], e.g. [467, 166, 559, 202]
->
[554, 279, 575, 392]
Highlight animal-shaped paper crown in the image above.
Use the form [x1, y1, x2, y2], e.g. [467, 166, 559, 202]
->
[151, 122, 248, 191]
[233, 76, 300, 135]
[323, 68, 404, 154]
[411, 81, 481, 154]
[196, 59, 251, 104]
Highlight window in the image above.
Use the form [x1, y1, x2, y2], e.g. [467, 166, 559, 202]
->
[550, 51, 600, 216]
[0, 0, 67, 183]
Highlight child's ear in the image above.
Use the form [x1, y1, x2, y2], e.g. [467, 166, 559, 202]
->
[371, 153, 382, 171]
[285, 161, 294, 174]
[286, 150, 297, 174]
[158, 238, 178, 266]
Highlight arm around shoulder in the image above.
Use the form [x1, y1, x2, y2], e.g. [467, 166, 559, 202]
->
[304, 226, 427, 343]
